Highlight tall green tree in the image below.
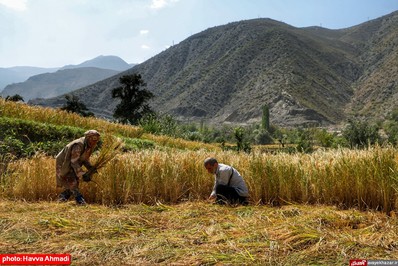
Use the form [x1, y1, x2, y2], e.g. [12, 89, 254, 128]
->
[61, 94, 94, 117]
[343, 120, 379, 149]
[261, 105, 270, 131]
[234, 127, 251, 153]
[112, 74, 154, 125]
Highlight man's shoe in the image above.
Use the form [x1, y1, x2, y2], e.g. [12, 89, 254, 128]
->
[75, 195, 86, 205]
[58, 196, 68, 202]
[58, 190, 72, 202]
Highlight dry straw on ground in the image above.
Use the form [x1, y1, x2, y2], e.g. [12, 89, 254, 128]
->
[0, 200, 397, 265]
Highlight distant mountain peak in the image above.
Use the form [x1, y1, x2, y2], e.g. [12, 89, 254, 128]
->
[61, 55, 131, 71]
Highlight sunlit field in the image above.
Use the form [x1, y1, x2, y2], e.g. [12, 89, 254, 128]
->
[1, 200, 397, 265]
[1, 98, 398, 265]
[1, 145, 397, 214]
[0, 99, 219, 151]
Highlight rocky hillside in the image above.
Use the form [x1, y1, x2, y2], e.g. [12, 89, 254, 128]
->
[30, 11, 398, 127]
[342, 13, 398, 119]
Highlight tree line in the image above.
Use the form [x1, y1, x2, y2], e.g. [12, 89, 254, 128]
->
[3, 73, 398, 153]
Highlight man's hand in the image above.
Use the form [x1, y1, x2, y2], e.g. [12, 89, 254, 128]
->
[88, 166, 98, 174]
[82, 172, 91, 182]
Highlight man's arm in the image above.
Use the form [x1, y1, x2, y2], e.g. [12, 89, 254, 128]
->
[209, 176, 217, 199]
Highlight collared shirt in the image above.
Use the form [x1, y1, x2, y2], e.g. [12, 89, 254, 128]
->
[210, 163, 249, 197]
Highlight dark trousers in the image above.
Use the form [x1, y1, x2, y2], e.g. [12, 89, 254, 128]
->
[215, 184, 248, 205]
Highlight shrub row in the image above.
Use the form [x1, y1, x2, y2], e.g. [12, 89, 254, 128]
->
[0, 117, 85, 157]
[0, 117, 155, 157]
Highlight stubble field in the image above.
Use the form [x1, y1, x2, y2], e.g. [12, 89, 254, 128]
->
[1, 200, 397, 265]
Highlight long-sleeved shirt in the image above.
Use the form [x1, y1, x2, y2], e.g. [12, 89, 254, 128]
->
[55, 137, 94, 188]
[210, 163, 249, 197]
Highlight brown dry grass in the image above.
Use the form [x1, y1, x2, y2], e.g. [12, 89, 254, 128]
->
[0, 200, 397, 265]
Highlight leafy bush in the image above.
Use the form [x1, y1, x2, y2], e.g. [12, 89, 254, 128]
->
[295, 128, 314, 153]
[383, 120, 398, 146]
[123, 138, 155, 151]
[253, 129, 273, 145]
[342, 120, 380, 149]
[139, 114, 179, 137]
[0, 135, 25, 157]
[313, 129, 335, 148]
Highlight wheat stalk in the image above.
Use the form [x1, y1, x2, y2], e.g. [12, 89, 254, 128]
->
[89, 134, 124, 174]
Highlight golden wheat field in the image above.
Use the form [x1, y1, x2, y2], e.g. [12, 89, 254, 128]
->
[1, 99, 398, 265]
[2, 144, 398, 213]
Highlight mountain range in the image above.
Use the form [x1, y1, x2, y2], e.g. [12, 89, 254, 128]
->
[0, 55, 132, 101]
[30, 11, 398, 127]
[0, 66, 59, 93]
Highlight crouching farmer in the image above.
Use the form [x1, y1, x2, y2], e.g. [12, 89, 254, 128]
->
[56, 130, 100, 205]
[204, 157, 249, 205]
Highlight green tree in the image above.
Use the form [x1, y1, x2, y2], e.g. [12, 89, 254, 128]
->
[296, 128, 314, 153]
[61, 94, 94, 117]
[383, 120, 398, 146]
[112, 74, 154, 125]
[272, 127, 287, 147]
[261, 105, 270, 131]
[313, 128, 335, 148]
[343, 120, 379, 149]
[380, 108, 398, 146]
[5, 94, 24, 102]
[253, 129, 273, 145]
[234, 127, 251, 153]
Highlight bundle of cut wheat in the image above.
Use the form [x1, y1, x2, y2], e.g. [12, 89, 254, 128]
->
[85, 134, 124, 178]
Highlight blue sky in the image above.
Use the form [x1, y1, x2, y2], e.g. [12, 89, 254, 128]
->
[0, 0, 397, 68]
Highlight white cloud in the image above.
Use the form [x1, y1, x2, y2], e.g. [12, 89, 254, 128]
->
[141, 44, 150, 49]
[150, 0, 166, 9]
[0, 0, 27, 11]
[140, 30, 149, 35]
[150, 0, 179, 10]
